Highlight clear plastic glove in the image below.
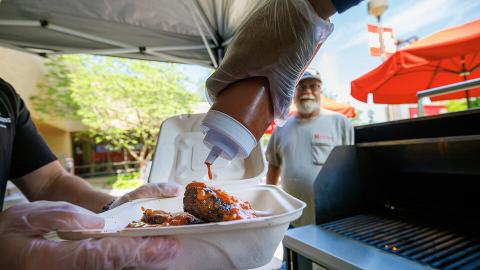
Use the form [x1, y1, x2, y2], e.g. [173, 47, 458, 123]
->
[206, 0, 334, 125]
[0, 201, 179, 270]
[109, 183, 181, 209]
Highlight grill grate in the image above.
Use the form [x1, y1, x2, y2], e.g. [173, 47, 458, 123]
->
[320, 215, 480, 270]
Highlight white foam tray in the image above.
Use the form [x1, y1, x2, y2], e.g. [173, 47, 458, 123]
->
[59, 113, 305, 269]
[59, 185, 306, 270]
[147, 113, 267, 189]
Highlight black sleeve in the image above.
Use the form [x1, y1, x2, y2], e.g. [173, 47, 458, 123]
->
[331, 0, 364, 13]
[8, 82, 57, 179]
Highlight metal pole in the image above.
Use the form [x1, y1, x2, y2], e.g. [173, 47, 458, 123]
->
[189, 0, 220, 47]
[417, 78, 480, 116]
[377, 16, 386, 61]
[377, 16, 393, 120]
[190, 7, 218, 68]
[460, 55, 471, 109]
[417, 97, 426, 117]
[0, 20, 39, 27]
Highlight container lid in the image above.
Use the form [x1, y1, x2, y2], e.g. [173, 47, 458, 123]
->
[147, 113, 267, 189]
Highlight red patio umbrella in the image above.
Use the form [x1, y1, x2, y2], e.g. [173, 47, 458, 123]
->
[264, 97, 356, 134]
[351, 19, 480, 106]
[321, 96, 357, 118]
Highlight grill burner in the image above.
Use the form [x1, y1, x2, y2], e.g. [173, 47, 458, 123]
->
[320, 215, 480, 270]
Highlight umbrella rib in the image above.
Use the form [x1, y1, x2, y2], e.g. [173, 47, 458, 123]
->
[395, 67, 436, 75]
[401, 64, 464, 75]
[466, 51, 479, 68]
[469, 63, 480, 73]
[426, 60, 442, 89]
[370, 61, 462, 96]
[440, 67, 466, 74]
[387, 64, 462, 78]
[450, 56, 460, 71]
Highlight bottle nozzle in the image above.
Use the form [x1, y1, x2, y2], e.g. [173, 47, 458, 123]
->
[205, 146, 222, 165]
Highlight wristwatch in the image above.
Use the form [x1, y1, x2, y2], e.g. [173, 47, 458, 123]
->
[100, 198, 117, 213]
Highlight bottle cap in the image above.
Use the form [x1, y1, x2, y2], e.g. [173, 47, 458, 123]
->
[201, 110, 257, 161]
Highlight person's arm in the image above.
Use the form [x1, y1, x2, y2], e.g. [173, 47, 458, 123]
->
[12, 161, 181, 213]
[3, 80, 110, 212]
[12, 161, 114, 213]
[6, 80, 179, 213]
[266, 164, 281, 185]
[265, 129, 282, 185]
[0, 201, 179, 269]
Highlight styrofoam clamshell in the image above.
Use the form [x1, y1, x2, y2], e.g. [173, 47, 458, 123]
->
[58, 114, 306, 269]
[58, 185, 305, 269]
[147, 113, 266, 189]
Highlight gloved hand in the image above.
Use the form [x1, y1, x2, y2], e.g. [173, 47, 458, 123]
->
[109, 182, 180, 209]
[0, 201, 179, 270]
[206, 0, 334, 125]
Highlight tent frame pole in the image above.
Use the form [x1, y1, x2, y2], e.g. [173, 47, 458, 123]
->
[417, 78, 480, 116]
[43, 21, 132, 48]
[51, 45, 211, 56]
[0, 20, 39, 27]
[0, 19, 214, 66]
[189, 0, 219, 47]
[0, 41, 35, 54]
[189, 4, 218, 68]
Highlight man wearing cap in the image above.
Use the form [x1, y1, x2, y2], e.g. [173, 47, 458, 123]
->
[266, 71, 354, 227]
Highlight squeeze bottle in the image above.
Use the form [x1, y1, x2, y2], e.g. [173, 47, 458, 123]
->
[202, 77, 274, 165]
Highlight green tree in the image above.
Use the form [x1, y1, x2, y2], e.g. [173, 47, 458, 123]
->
[32, 55, 199, 177]
[445, 98, 480, 112]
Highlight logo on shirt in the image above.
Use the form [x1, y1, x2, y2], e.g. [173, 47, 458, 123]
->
[312, 133, 333, 143]
[0, 115, 11, 129]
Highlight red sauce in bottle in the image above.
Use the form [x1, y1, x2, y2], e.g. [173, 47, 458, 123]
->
[209, 77, 273, 141]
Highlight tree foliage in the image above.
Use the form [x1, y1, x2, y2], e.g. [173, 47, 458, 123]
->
[32, 55, 199, 170]
[446, 98, 480, 112]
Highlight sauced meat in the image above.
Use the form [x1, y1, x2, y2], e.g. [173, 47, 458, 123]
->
[183, 181, 256, 222]
[126, 207, 204, 228]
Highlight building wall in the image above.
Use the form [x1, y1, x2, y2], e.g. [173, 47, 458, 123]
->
[35, 121, 73, 163]
[0, 47, 45, 109]
[0, 47, 74, 164]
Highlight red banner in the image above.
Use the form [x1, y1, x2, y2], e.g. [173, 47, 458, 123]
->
[367, 24, 395, 57]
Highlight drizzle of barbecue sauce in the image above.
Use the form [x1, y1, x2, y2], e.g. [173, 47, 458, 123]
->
[126, 207, 200, 228]
[187, 181, 257, 221]
[205, 162, 213, 180]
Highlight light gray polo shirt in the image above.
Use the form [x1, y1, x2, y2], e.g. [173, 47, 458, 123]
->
[266, 109, 354, 227]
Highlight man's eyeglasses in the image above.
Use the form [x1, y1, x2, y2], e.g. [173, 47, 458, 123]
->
[296, 83, 322, 92]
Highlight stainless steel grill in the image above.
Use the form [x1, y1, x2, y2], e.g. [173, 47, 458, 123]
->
[284, 110, 480, 270]
[320, 215, 480, 270]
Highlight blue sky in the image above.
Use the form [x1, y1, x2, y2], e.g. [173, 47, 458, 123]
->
[180, 0, 480, 122]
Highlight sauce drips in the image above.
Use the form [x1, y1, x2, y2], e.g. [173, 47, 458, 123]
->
[205, 162, 213, 180]
[126, 207, 203, 228]
[186, 181, 257, 221]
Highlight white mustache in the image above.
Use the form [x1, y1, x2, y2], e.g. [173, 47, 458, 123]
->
[299, 94, 316, 100]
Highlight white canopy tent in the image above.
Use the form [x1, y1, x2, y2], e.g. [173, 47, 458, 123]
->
[0, 0, 261, 67]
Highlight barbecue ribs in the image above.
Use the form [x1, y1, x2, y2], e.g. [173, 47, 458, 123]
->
[183, 181, 256, 222]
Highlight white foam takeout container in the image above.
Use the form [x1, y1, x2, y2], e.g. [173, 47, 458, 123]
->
[58, 113, 306, 269]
